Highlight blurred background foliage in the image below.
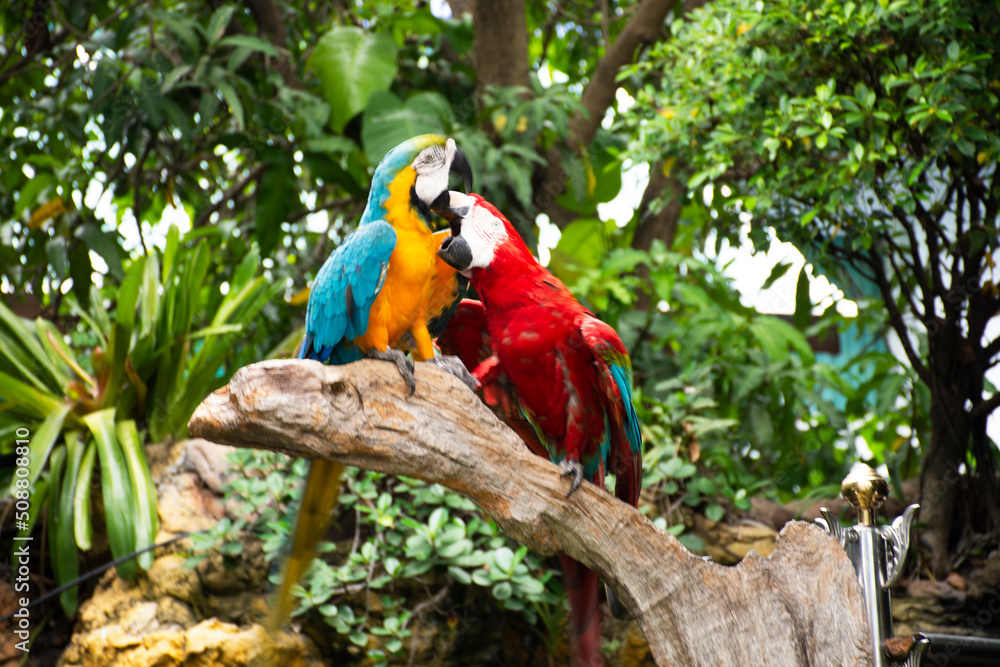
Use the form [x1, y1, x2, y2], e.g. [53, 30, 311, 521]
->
[1, 0, 997, 661]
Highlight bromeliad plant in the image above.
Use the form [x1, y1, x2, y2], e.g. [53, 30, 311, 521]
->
[0, 224, 280, 615]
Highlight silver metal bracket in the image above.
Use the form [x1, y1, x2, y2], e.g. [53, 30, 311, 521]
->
[816, 507, 848, 546]
[881, 504, 919, 588]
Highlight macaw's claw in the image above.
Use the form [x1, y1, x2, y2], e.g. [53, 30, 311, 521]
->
[426, 355, 478, 392]
[368, 348, 416, 395]
[560, 459, 585, 499]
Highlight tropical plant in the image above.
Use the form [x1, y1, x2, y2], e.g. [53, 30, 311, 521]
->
[627, 0, 1000, 573]
[0, 225, 279, 614]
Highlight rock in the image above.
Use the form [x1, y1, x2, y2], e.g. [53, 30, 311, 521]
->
[58, 439, 323, 667]
[60, 619, 320, 667]
[184, 439, 237, 494]
[694, 514, 778, 565]
[945, 571, 967, 592]
[151, 439, 231, 536]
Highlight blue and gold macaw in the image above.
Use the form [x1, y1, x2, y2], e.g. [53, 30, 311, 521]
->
[270, 135, 473, 628]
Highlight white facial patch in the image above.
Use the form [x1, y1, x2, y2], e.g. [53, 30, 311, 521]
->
[412, 139, 456, 205]
[460, 201, 509, 271]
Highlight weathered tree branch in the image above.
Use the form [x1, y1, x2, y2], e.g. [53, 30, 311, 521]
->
[189, 359, 871, 666]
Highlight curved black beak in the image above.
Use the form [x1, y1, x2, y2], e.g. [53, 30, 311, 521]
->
[430, 191, 471, 235]
[437, 234, 473, 272]
[450, 148, 474, 193]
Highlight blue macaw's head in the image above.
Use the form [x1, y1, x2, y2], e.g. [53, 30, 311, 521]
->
[361, 134, 474, 226]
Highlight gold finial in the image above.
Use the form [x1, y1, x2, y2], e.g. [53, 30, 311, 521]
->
[841, 464, 888, 527]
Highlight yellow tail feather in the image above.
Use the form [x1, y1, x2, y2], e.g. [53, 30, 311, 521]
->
[267, 459, 345, 631]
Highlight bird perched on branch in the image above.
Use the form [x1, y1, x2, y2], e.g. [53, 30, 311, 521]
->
[271, 135, 474, 629]
[433, 192, 642, 667]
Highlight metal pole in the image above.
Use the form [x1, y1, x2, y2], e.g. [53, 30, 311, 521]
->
[816, 464, 919, 667]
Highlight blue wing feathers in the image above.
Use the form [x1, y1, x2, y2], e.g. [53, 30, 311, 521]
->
[610, 364, 642, 455]
[302, 221, 396, 361]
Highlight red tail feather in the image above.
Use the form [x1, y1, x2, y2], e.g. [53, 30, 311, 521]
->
[558, 554, 604, 667]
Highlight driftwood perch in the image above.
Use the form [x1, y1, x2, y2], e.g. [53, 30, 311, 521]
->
[189, 359, 872, 666]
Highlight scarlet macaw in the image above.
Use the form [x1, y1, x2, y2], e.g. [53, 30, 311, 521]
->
[433, 192, 642, 666]
[272, 135, 474, 628]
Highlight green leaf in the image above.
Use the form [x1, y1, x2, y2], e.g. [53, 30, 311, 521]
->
[448, 566, 471, 585]
[0, 299, 64, 393]
[548, 218, 606, 280]
[793, 265, 811, 331]
[762, 261, 793, 290]
[161, 65, 192, 94]
[68, 242, 93, 307]
[55, 432, 83, 614]
[215, 80, 245, 130]
[748, 403, 774, 446]
[876, 373, 907, 414]
[493, 546, 514, 573]
[218, 35, 279, 56]
[492, 581, 513, 600]
[361, 91, 444, 165]
[73, 441, 96, 550]
[46, 237, 69, 277]
[154, 11, 200, 52]
[0, 370, 63, 419]
[117, 420, 158, 570]
[705, 503, 725, 522]
[309, 27, 399, 133]
[678, 533, 705, 553]
[25, 403, 72, 488]
[206, 5, 236, 45]
[83, 409, 137, 579]
[255, 155, 297, 257]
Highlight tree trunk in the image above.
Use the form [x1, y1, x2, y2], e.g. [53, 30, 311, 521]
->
[920, 316, 985, 578]
[189, 359, 873, 666]
[632, 159, 685, 252]
[472, 0, 529, 89]
[920, 392, 967, 578]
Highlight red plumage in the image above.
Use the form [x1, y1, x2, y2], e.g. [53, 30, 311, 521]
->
[434, 193, 643, 666]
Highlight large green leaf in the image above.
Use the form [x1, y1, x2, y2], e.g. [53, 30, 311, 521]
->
[25, 403, 73, 488]
[548, 218, 615, 282]
[73, 441, 96, 551]
[56, 432, 84, 614]
[793, 266, 811, 331]
[0, 299, 65, 393]
[103, 257, 145, 408]
[255, 154, 296, 257]
[117, 420, 158, 570]
[83, 408, 137, 579]
[361, 91, 445, 164]
[0, 369, 64, 418]
[309, 26, 398, 133]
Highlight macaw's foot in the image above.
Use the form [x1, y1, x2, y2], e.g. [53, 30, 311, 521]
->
[368, 348, 416, 395]
[606, 583, 631, 620]
[560, 459, 585, 499]
[426, 355, 478, 392]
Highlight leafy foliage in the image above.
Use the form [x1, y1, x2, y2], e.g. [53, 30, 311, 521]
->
[0, 226, 278, 613]
[627, 0, 1000, 561]
[191, 452, 561, 665]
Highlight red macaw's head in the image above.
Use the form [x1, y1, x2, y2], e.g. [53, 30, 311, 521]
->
[431, 191, 533, 276]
